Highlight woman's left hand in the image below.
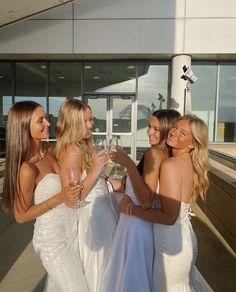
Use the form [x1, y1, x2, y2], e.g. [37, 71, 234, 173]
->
[119, 194, 133, 214]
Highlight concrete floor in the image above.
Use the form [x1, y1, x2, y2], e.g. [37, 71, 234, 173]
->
[0, 203, 235, 292]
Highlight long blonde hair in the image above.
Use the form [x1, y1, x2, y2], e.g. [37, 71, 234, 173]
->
[55, 99, 95, 171]
[178, 115, 209, 198]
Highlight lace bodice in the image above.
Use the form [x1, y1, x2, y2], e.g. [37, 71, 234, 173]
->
[33, 173, 78, 260]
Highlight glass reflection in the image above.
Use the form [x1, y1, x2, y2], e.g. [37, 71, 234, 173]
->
[16, 62, 47, 98]
[84, 62, 136, 93]
[191, 63, 217, 142]
[136, 63, 169, 160]
[49, 62, 82, 98]
[218, 64, 236, 142]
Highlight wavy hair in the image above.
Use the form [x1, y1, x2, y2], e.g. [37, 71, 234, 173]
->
[2, 101, 42, 212]
[55, 99, 95, 171]
[177, 114, 209, 198]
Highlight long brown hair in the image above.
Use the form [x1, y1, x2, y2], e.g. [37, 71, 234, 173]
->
[137, 109, 181, 174]
[55, 99, 95, 171]
[2, 101, 42, 212]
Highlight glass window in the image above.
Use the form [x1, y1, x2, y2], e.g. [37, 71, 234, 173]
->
[48, 63, 82, 138]
[84, 62, 136, 93]
[191, 63, 217, 142]
[136, 63, 169, 160]
[48, 97, 67, 139]
[15, 62, 47, 105]
[49, 62, 82, 98]
[217, 63, 236, 142]
[0, 62, 12, 157]
[87, 96, 107, 134]
[113, 96, 132, 133]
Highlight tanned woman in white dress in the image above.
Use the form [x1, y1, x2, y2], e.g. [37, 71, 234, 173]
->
[55, 99, 118, 292]
[99, 109, 181, 292]
[120, 115, 213, 292]
[2, 101, 89, 292]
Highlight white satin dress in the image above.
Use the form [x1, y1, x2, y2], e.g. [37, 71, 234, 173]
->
[153, 201, 213, 292]
[99, 176, 154, 292]
[77, 172, 119, 292]
[33, 173, 89, 292]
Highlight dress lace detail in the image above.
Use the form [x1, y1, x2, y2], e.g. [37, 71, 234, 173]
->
[33, 173, 89, 292]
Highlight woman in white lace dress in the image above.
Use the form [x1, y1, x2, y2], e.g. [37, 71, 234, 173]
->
[2, 101, 89, 292]
[120, 115, 213, 292]
[55, 99, 118, 292]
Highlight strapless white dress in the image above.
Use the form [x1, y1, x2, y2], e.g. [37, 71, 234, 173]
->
[153, 201, 213, 292]
[33, 173, 89, 292]
[77, 172, 118, 292]
[98, 176, 154, 292]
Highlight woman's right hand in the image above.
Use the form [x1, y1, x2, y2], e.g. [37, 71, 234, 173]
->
[109, 146, 132, 168]
[91, 150, 107, 173]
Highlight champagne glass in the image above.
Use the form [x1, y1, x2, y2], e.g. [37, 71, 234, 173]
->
[104, 136, 127, 180]
[109, 136, 122, 150]
[68, 167, 89, 208]
[95, 138, 108, 151]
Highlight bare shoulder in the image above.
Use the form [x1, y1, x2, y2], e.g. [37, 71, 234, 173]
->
[20, 161, 38, 180]
[161, 157, 179, 174]
[60, 144, 83, 167]
[144, 147, 165, 160]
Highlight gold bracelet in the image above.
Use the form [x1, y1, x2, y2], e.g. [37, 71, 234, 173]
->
[128, 203, 134, 216]
[46, 201, 53, 210]
[126, 203, 130, 215]
[130, 204, 134, 216]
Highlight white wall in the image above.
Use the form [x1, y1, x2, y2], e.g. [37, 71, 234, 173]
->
[0, 0, 236, 56]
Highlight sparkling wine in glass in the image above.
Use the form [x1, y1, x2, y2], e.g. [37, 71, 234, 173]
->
[104, 137, 127, 180]
[68, 167, 89, 208]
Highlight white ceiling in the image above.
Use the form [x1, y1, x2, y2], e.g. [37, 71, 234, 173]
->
[0, 0, 74, 28]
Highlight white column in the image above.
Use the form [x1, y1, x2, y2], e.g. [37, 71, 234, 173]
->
[170, 55, 191, 115]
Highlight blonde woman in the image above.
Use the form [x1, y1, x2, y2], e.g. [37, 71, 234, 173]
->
[120, 115, 213, 291]
[55, 99, 118, 292]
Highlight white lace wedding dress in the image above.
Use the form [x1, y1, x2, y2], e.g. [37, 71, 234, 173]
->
[153, 201, 214, 292]
[33, 173, 89, 292]
[77, 171, 119, 292]
[98, 176, 154, 292]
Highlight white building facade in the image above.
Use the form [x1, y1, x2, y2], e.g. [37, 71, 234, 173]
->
[0, 0, 236, 159]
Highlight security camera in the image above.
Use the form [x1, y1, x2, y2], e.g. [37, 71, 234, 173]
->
[181, 65, 198, 84]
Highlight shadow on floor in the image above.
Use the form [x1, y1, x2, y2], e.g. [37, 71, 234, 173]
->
[32, 275, 47, 292]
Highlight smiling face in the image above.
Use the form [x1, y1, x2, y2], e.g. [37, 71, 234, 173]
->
[30, 106, 50, 140]
[146, 116, 161, 146]
[167, 119, 194, 150]
[83, 107, 94, 139]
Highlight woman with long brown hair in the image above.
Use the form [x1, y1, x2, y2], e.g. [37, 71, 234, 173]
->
[99, 109, 181, 292]
[2, 101, 88, 292]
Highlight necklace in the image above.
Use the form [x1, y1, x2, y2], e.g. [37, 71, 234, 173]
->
[30, 148, 46, 162]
